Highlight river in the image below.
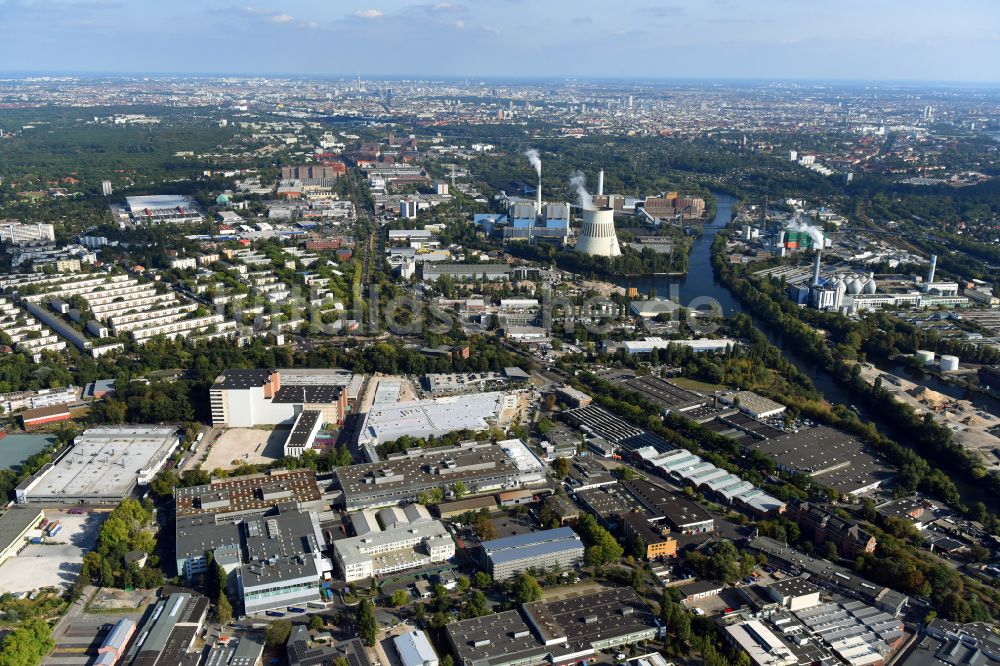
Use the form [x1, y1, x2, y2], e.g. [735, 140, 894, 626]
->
[617, 193, 1000, 421]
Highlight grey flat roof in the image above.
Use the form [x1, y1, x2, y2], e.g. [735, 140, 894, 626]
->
[622, 478, 713, 527]
[0, 507, 43, 549]
[287, 410, 321, 447]
[482, 526, 583, 566]
[212, 369, 273, 390]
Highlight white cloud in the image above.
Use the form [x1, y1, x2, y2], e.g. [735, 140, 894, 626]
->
[269, 13, 294, 23]
[453, 19, 464, 28]
[352, 8, 383, 19]
[302, 20, 320, 28]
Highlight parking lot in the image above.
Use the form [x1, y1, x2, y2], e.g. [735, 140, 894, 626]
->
[201, 427, 288, 470]
[0, 510, 106, 595]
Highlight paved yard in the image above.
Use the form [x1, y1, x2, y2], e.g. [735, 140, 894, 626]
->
[201, 427, 288, 470]
[0, 510, 106, 595]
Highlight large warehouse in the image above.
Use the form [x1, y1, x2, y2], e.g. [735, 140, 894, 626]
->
[357, 391, 515, 446]
[15, 426, 178, 504]
[334, 439, 547, 510]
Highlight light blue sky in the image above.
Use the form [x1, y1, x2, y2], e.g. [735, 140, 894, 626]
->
[1, 0, 998, 81]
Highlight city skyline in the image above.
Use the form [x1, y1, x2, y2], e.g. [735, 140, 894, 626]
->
[0, 0, 999, 82]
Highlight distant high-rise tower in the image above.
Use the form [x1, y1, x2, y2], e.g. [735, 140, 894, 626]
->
[101, 180, 113, 197]
[575, 208, 621, 257]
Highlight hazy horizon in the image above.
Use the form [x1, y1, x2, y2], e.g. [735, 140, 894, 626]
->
[0, 0, 998, 82]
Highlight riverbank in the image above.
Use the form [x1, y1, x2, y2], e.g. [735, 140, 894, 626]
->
[709, 219, 1000, 517]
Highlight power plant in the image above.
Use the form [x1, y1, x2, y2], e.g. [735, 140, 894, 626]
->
[575, 206, 621, 257]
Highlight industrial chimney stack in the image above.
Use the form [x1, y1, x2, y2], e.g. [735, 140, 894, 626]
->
[597, 170, 605, 196]
[536, 170, 542, 217]
[812, 250, 822, 286]
[927, 255, 937, 283]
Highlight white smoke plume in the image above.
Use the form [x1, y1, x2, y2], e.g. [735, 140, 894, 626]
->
[569, 172, 594, 210]
[785, 218, 824, 248]
[523, 148, 542, 177]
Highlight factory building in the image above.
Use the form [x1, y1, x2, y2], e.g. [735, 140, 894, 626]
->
[334, 439, 546, 510]
[445, 587, 659, 666]
[121, 593, 209, 666]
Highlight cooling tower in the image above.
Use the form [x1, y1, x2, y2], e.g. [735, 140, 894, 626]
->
[575, 207, 621, 257]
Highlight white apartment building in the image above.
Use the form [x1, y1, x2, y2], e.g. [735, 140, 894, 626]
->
[0, 221, 55, 244]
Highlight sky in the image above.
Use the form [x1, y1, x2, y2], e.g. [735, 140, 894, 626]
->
[1, 0, 999, 82]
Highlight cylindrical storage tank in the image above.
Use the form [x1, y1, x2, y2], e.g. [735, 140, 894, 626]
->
[940, 355, 959, 372]
[915, 350, 935, 365]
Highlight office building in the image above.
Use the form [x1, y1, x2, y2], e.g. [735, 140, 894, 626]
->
[333, 516, 453, 582]
[237, 510, 331, 615]
[620, 512, 677, 560]
[768, 577, 822, 611]
[481, 527, 585, 581]
[15, 426, 178, 504]
[792, 502, 877, 558]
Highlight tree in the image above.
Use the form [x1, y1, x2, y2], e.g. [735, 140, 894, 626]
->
[453, 481, 467, 499]
[357, 599, 379, 646]
[264, 620, 292, 647]
[215, 592, 232, 625]
[391, 589, 411, 607]
[474, 513, 497, 541]
[474, 571, 493, 589]
[553, 457, 570, 479]
[512, 572, 543, 604]
[309, 614, 325, 631]
[0, 619, 53, 666]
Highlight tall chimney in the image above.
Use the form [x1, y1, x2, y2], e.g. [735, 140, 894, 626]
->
[927, 254, 937, 283]
[812, 250, 822, 286]
[597, 170, 605, 196]
[536, 172, 542, 217]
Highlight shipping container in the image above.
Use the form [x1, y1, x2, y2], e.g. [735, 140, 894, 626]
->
[287, 607, 306, 613]
[30, 537, 44, 544]
[47, 524, 62, 537]
[265, 611, 285, 618]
